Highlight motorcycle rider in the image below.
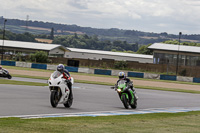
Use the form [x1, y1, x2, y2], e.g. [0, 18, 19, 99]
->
[0, 66, 5, 74]
[57, 64, 73, 100]
[116, 72, 137, 101]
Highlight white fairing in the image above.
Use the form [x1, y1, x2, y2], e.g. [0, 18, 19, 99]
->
[0, 69, 8, 74]
[71, 77, 74, 84]
[48, 71, 74, 104]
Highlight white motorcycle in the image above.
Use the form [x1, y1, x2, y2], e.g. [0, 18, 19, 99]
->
[48, 71, 74, 108]
[0, 69, 12, 79]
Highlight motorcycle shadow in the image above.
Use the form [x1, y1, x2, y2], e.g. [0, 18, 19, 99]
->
[113, 106, 138, 110]
[47, 105, 83, 111]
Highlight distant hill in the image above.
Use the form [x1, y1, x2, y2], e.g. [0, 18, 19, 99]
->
[1, 16, 200, 45]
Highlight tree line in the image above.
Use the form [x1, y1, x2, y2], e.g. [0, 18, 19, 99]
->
[53, 34, 138, 52]
[1, 17, 200, 45]
[0, 29, 138, 52]
[2, 28, 200, 56]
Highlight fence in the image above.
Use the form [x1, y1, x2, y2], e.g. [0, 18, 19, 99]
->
[1, 60, 200, 83]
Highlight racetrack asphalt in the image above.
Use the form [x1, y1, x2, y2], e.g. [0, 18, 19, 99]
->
[1, 79, 200, 118]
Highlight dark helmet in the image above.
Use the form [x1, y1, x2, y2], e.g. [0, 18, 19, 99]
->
[57, 64, 64, 73]
[118, 72, 125, 80]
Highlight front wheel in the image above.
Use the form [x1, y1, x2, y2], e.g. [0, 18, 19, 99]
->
[122, 94, 129, 109]
[50, 90, 59, 108]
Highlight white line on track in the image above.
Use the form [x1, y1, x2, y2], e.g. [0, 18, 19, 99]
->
[1, 107, 200, 119]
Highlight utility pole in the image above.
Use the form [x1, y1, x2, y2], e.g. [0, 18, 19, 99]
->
[176, 32, 182, 76]
[1, 19, 7, 60]
[25, 15, 29, 32]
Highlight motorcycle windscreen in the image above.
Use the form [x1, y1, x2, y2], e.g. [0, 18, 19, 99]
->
[118, 80, 126, 88]
[52, 71, 62, 79]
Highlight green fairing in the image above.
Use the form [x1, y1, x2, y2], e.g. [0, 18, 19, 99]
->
[121, 93, 129, 101]
[117, 80, 137, 109]
[119, 84, 126, 91]
[129, 90, 135, 104]
[118, 80, 133, 103]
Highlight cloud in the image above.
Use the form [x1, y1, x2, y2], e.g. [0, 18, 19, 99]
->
[0, 0, 200, 34]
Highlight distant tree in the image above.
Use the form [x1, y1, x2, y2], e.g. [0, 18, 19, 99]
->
[136, 44, 153, 55]
[30, 51, 48, 63]
[114, 61, 127, 69]
[15, 32, 36, 42]
[163, 40, 179, 44]
[50, 27, 54, 40]
[74, 33, 78, 39]
[160, 32, 168, 37]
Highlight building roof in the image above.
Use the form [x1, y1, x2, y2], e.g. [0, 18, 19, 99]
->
[0, 40, 66, 51]
[67, 47, 153, 59]
[148, 43, 200, 54]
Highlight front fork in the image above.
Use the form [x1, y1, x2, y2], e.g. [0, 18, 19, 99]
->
[120, 90, 135, 104]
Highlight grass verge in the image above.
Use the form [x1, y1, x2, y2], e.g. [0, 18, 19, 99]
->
[1, 74, 199, 93]
[4, 65, 200, 86]
[0, 79, 47, 86]
[76, 79, 200, 94]
[0, 111, 200, 133]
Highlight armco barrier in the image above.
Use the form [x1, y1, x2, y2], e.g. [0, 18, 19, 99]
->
[47, 64, 57, 70]
[88, 68, 95, 74]
[16, 62, 32, 68]
[127, 72, 144, 78]
[94, 69, 111, 75]
[78, 67, 90, 73]
[160, 75, 176, 81]
[0, 60, 200, 84]
[144, 73, 160, 79]
[1, 61, 16, 66]
[112, 70, 128, 76]
[31, 63, 47, 70]
[177, 76, 193, 82]
[65, 66, 78, 72]
[193, 78, 200, 83]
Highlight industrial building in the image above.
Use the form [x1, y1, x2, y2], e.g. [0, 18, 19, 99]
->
[65, 47, 153, 63]
[0, 40, 153, 65]
[148, 43, 200, 66]
[0, 40, 67, 57]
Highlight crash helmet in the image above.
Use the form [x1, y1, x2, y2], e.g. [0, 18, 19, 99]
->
[57, 64, 65, 73]
[0, 66, 2, 69]
[118, 72, 126, 80]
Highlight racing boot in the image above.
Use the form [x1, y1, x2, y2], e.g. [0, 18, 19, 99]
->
[68, 83, 73, 100]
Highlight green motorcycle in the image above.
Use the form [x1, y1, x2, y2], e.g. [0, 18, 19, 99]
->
[112, 80, 137, 109]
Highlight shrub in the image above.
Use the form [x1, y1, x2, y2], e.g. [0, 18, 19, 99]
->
[30, 51, 48, 63]
[114, 61, 127, 69]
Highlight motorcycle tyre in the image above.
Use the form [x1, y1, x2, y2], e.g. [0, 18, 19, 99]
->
[50, 90, 59, 108]
[63, 94, 73, 108]
[130, 96, 137, 109]
[122, 94, 129, 109]
[7, 75, 12, 79]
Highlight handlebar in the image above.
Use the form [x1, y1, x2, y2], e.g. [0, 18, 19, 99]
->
[110, 86, 115, 89]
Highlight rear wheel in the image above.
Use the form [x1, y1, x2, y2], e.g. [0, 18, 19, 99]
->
[50, 90, 59, 108]
[122, 94, 129, 109]
[7, 75, 12, 79]
[64, 94, 73, 108]
[130, 94, 137, 109]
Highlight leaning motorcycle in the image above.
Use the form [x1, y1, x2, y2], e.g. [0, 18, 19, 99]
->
[111, 80, 138, 109]
[48, 71, 74, 108]
[0, 69, 12, 79]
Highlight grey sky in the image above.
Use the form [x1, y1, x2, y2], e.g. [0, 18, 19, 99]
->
[0, 0, 200, 34]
